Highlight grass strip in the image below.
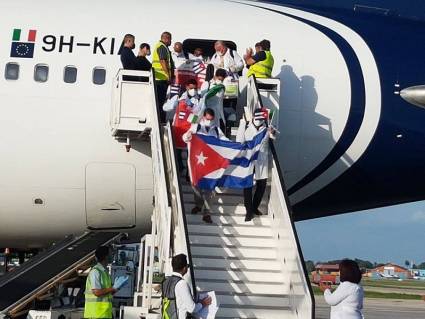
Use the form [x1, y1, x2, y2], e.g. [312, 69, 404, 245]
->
[312, 286, 423, 300]
[361, 279, 425, 290]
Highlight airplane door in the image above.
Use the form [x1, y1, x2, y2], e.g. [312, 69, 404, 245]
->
[85, 163, 136, 229]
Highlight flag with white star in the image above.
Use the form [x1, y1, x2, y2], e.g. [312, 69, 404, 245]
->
[188, 134, 229, 186]
[188, 129, 268, 189]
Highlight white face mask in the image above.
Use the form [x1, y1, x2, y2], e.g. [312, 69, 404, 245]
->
[253, 119, 265, 127]
[188, 88, 197, 97]
[215, 79, 222, 84]
[202, 119, 212, 127]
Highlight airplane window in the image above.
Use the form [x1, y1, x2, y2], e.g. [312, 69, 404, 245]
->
[5, 62, 19, 80]
[64, 66, 77, 84]
[34, 64, 49, 83]
[93, 67, 106, 85]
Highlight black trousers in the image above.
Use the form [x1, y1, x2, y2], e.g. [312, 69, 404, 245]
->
[243, 179, 267, 216]
[156, 80, 168, 123]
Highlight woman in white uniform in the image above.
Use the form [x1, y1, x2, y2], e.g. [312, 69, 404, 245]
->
[236, 108, 276, 222]
[320, 259, 364, 319]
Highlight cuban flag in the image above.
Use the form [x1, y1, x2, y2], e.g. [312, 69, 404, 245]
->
[169, 84, 181, 98]
[192, 61, 206, 88]
[188, 129, 268, 190]
[192, 61, 206, 74]
[10, 28, 36, 58]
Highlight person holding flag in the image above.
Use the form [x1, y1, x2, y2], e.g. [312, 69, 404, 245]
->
[236, 108, 276, 221]
[183, 108, 228, 223]
[171, 79, 202, 174]
[172, 79, 202, 148]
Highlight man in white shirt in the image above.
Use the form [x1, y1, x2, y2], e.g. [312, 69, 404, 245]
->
[200, 68, 227, 131]
[210, 41, 243, 134]
[172, 42, 187, 69]
[183, 108, 228, 223]
[162, 254, 211, 319]
[210, 40, 244, 79]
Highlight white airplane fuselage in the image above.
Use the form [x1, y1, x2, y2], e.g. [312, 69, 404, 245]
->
[1, 0, 394, 248]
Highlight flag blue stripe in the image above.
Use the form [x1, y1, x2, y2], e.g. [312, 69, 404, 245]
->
[198, 174, 254, 190]
[229, 152, 259, 167]
[197, 129, 267, 150]
[194, 129, 267, 190]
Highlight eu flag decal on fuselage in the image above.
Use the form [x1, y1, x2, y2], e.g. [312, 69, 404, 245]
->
[10, 29, 36, 58]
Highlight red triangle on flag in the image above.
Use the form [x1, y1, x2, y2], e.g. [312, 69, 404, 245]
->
[188, 134, 230, 186]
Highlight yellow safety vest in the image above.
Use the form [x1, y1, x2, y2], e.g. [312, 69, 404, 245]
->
[152, 41, 171, 81]
[84, 264, 113, 319]
[247, 50, 274, 78]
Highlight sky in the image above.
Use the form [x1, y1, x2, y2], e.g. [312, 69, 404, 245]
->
[295, 201, 425, 266]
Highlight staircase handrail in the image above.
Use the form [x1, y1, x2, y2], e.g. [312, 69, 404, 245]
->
[270, 142, 315, 319]
[163, 122, 197, 298]
[249, 74, 315, 319]
[145, 70, 172, 308]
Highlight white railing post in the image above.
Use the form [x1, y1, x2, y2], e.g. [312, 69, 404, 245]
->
[163, 124, 196, 296]
[269, 157, 314, 319]
[136, 71, 196, 311]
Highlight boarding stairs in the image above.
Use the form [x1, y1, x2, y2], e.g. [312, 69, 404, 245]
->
[181, 181, 293, 318]
[111, 69, 314, 319]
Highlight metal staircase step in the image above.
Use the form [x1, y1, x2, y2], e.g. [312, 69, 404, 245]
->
[196, 279, 287, 295]
[192, 257, 282, 271]
[215, 293, 290, 308]
[183, 193, 245, 205]
[187, 224, 269, 237]
[183, 196, 268, 209]
[215, 304, 292, 319]
[189, 234, 275, 248]
[191, 245, 276, 259]
[194, 269, 284, 283]
[185, 214, 271, 226]
[181, 184, 243, 196]
[185, 203, 247, 215]
[184, 203, 268, 216]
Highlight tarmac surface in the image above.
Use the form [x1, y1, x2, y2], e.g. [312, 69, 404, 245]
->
[363, 285, 425, 295]
[315, 296, 425, 319]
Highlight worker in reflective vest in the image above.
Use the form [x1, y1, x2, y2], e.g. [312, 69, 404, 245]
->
[84, 246, 116, 319]
[245, 39, 274, 78]
[152, 31, 173, 122]
[162, 254, 211, 319]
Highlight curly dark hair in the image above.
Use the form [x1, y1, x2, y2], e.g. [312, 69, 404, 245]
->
[339, 259, 362, 284]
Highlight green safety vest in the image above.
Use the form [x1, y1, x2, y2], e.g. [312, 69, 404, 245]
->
[247, 50, 274, 78]
[162, 276, 184, 319]
[84, 264, 113, 319]
[152, 41, 171, 81]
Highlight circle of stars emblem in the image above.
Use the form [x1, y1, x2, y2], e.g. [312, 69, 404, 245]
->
[15, 43, 29, 56]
